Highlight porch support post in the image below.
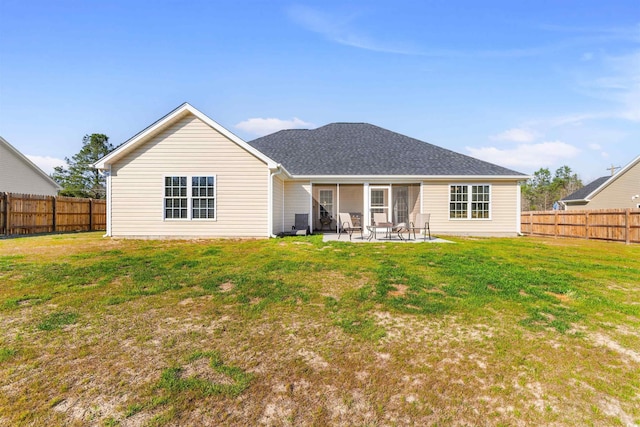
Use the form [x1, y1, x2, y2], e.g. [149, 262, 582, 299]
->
[420, 181, 424, 214]
[363, 182, 370, 233]
[336, 184, 340, 232]
[309, 182, 313, 234]
[388, 184, 393, 222]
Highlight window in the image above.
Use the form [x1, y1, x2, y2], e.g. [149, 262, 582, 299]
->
[471, 185, 490, 219]
[165, 176, 188, 219]
[192, 176, 215, 219]
[449, 185, 468, 218]
[164, 175, 216, 220]
[449, 184, 490, 219]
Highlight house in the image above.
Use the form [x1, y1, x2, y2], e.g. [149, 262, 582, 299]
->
[561, 154, 640, 210]
[94, 103, 528, 238]
[0, 136, 61, 196]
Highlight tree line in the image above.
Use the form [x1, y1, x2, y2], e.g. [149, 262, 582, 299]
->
[521, 166, 583, 211]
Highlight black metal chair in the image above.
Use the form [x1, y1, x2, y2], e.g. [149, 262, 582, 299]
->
[291, 213, 310, 235]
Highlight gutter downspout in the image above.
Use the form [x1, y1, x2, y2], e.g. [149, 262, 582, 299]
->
[98, 165, 112, 237]
[269, 165, 283, 238]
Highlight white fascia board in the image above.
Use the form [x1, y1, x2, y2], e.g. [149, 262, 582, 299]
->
[561, 198, 589, 203]
[94, 103, 278, 170]
[290, 174, 529, 183]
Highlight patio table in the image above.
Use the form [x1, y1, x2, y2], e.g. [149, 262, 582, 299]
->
[367, 223, 405, 241]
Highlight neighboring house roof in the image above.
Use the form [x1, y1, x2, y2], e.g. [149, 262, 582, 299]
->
[561, 176, 610, 202]
[94, 103, 278, 170]
[0, 136, 62, 191]
[561, 154, 640, 203]
[248, 123, 527, 177]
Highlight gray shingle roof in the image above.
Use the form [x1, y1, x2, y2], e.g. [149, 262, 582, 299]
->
[248, 123, 526, 177]
[561, 176, 610, 201]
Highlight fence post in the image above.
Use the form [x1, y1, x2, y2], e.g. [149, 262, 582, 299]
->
[6, 192, 11, 235]
[52, 196, 57, 233]
[529, 212, 534, 236]
[89, 199, 93, 231]
[1, 193, 7, 236]
[554, 211, 559, 238]
[626, 208, 631, 245]
[585, 211, 590, 240]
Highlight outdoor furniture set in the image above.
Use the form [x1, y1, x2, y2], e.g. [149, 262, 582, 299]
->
[338, 212, 432, 241]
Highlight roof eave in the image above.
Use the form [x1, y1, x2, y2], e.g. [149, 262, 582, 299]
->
[288, 174, 529, 180]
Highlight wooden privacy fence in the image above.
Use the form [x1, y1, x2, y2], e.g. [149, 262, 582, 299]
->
[521, 208, 640, 244]
[0, 192, 106, 236]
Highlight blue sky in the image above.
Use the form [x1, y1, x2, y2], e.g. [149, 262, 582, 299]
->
[1, 0, 638, 182]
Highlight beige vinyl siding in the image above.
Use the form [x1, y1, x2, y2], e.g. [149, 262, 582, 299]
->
[338, 184, 364, 216]
[110, 113, 269, 238]
[423, 180, 520, 236]
[577, 165, 640, 210]
[283, 180, 311, 231]
[0, 142, 59, 196]
[272, 174, 284, 234]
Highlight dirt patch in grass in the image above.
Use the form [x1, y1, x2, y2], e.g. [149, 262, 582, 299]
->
[388, 284, 409, 297]
[546, 291, 571, 303]
[219, 281, 235, 293]
[590, 332, 640, 363]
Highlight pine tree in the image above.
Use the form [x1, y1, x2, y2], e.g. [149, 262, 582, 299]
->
[52, 134, 113, 198]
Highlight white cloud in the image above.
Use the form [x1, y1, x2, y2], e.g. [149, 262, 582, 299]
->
[490, 128, 538, 143]
[575, 50, 640, 122]
[235, 117, 314, 137]
[581, 52, 594, 61]
[286, 5, 421, 55]
[26, 155, 66, 174]
[588, 143, 601, 150]
[466, 141, 581, 169]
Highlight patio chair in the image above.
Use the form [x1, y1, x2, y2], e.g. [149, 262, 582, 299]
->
[338, 212, 363, 241]
[372, 213, 390, 226]
[291, 213, 310, 236]
[408, 213, 431, 241]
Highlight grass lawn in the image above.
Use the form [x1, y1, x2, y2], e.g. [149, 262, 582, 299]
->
[0, 232, 639, 426]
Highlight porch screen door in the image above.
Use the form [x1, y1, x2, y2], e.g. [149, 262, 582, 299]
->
[319, 189, 334, 220]
[370, 187, 390, 223]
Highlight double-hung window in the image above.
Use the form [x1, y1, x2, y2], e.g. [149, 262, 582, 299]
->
[164, 175, 216, 220]
[449, 184, 490, 219]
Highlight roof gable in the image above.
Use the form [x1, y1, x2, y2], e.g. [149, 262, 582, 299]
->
[94, 103, 277, 169]
[561, 176, 610, 202]
[248, 123, 527, 177]
[0, 136, 61, 190]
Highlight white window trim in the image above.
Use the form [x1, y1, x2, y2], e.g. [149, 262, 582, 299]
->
[163, 174, 217, 221]
[448, 183, 492, 221]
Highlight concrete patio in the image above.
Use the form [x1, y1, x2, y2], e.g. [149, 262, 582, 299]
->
[320, 233, 453, 244]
